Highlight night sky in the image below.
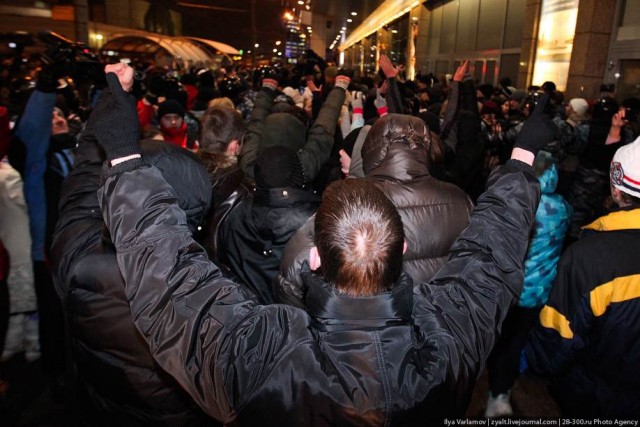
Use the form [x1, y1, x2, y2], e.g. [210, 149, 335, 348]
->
[178, 0, 285, 52]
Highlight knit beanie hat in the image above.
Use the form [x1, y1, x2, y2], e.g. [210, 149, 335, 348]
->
[254, 145, 305, 189]
[510, 89, 526, 103]
[157, 99, 185, 119]
[480, 101, 499, 116]
[569, 98, 589, 117]
[610, 135, 640, 198]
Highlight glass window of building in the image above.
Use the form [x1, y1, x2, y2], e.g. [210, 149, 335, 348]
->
[456, 0, 480, 53]
[440, 1, 458, 53]
[477, 0, 507, 51]
[503, 0, 527, 49]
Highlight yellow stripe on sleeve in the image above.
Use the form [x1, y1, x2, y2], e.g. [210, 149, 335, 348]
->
[590, 274, 640, 317]
[539, 305, 573, 339]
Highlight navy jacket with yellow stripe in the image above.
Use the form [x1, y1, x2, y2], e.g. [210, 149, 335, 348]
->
[525, 208, 640, 418]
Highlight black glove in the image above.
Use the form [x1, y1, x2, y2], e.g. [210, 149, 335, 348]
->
[36, 63, 61, 93]
[514, 92, 556, 157]
[94, 72, 141, 161]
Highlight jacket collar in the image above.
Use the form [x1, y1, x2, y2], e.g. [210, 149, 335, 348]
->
[302, 271, 413, 331]
[583, 207, 640, 232]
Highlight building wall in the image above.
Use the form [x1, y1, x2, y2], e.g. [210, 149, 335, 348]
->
[419, 0, 526, 86]
[604, 0, 640, 102]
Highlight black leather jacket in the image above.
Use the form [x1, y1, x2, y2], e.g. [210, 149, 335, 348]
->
[98, 157, 539, 425]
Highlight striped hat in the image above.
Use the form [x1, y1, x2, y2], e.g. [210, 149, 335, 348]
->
[610, 135, 640, 198]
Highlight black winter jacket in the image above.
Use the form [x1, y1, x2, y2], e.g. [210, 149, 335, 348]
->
[276, 114, 473, 307]
[525, 208, 640, 417]
[98, 157, 539, 425]
[216, 187, 320, 304]
[51, 138, 213, 426]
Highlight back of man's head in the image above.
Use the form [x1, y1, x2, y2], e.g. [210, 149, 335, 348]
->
[315, 179, 404, 296]
[199, 106, 244, 154]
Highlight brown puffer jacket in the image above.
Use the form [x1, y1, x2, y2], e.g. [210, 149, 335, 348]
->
[275, 113, 474, 308]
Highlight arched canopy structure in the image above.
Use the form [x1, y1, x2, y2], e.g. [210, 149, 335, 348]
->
[101, 33, 237, 69]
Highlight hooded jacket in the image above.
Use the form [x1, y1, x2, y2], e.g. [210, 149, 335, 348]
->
[51, 137, 213, 426]
[520, 157, 572, 308]
[98, 155, 539, 425]
[239, 84, 345, 183]
[275, 114, 473, 308]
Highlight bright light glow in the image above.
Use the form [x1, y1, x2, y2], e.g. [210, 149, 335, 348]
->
[8, 42, 16, 48]
[347, 18, 352, 23]
[340, 0, 421, 51]
[284, 11, 294, 20]
[278, 51, 282, 56]
[273, 48, 277, 52]
[615, 72, 621, 79]
[96, 34, 104, 41]
[391, 29, 398, 34]
[297, 0, 304, 4]
[351, 12, 357, 16]
[300, 33, 306, 38]
[531, 0, 579, 91]
[341, 27, 346, 30]
[254, 43, 259, 48]
[305, 5, 310, 9]
[276, 40, 282, 45]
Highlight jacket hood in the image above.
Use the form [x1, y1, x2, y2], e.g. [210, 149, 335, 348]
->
[262, 113, 307, 152]
[361, 114, 431, 180]
[537, 162, 558, 194]
[141, 139, 211, 232]
[533, 151, 558, 194]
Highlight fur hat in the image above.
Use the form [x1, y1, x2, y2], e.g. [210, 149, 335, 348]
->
[610, 136, 640, 199]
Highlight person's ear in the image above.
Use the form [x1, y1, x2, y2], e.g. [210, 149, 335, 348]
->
[309, 246, 321, 270]
[227, 139, 240, 156]
[611, 186, 625, 207]
[403, 240, 407, 255]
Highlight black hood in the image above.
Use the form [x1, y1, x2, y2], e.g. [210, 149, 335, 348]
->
[141, 139, 212, 232]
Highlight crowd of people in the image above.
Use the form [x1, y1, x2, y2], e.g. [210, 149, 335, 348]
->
[0, 46, 639, 425]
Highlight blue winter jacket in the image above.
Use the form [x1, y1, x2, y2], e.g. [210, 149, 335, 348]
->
[519, 160, 572, 308]
[14, 90, 56, 261]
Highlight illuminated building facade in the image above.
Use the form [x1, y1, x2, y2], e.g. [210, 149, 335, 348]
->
[339, 0, 640, 101]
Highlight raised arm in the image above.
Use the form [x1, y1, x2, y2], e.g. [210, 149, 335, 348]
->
[239, 78, 277, 179]
[95, 65, 280, 423]
[299, 75, 348, 182]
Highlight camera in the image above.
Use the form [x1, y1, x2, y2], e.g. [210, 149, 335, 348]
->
[38, 31, 103, 82]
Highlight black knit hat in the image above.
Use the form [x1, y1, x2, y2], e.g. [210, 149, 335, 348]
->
[254, 145, 305, 189]
[157, 99, 185, 119]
